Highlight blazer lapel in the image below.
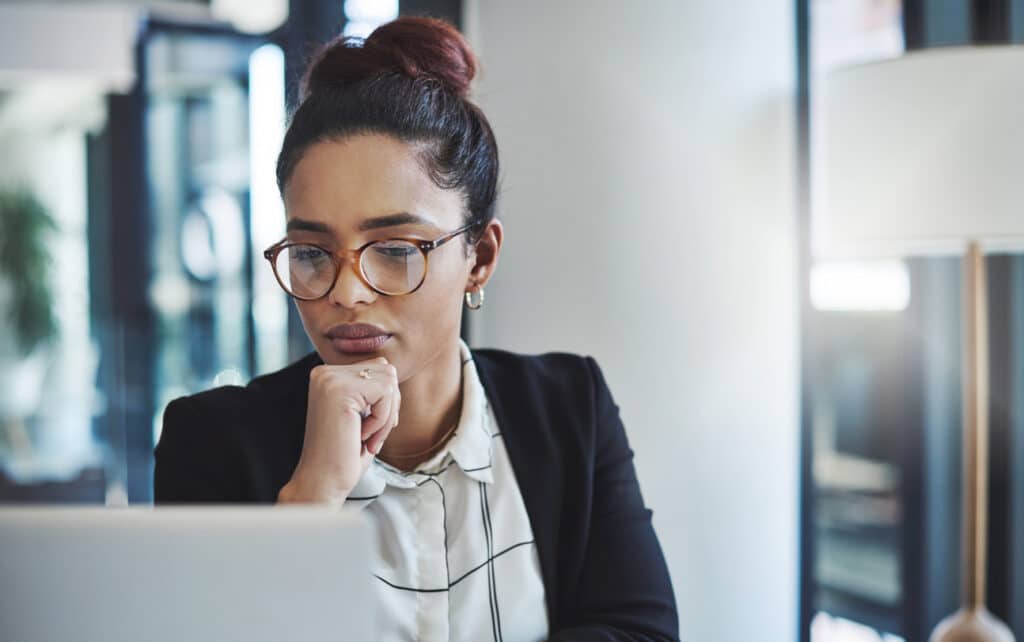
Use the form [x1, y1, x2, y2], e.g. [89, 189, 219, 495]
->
[471, 348, 562, 626]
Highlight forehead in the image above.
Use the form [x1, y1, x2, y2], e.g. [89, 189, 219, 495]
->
[283, 133, 464, 233]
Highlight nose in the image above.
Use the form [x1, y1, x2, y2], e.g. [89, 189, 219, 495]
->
[326, 258, 378, 308]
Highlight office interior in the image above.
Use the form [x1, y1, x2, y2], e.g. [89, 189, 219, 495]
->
[0, 1, 1022, 641]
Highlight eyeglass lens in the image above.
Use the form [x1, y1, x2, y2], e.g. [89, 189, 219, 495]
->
[273, 241, 426, 298]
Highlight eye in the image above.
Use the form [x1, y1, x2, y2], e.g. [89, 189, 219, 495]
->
[291, 246, 328, 261]
[371, 242, 419, 259]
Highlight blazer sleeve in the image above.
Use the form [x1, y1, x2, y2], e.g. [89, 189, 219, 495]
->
[549, 356, 679, 642]
[153, 395, 247, 503]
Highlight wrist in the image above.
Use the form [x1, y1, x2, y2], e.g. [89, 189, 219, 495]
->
[276, 477, 353, 507]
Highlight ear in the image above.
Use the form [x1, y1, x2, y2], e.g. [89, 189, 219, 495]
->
[465, 220, 503, 291]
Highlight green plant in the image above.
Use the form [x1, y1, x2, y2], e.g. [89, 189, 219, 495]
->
[0, 189, 57, 355]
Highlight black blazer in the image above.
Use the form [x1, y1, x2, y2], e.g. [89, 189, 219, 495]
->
[154, 347, 679, 641]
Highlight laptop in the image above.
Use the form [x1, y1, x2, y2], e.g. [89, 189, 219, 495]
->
[0, 505, 377, 642]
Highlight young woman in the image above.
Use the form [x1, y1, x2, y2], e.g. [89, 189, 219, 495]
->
[154, 16, 677, 641]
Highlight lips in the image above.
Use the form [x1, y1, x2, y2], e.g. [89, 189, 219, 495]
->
[325, 323, 393, 354]
[325, 323, 390, 340]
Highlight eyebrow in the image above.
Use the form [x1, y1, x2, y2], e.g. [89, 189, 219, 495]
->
[357, 212, 436, 232]
[286, 219, 332, 234]
[285, 213, 436, 234]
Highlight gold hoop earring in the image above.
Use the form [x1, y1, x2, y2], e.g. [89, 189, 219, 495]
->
[465, 287, 485, 310]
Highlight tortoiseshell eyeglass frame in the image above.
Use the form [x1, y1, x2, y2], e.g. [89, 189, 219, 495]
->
[262, 223, 477, 299]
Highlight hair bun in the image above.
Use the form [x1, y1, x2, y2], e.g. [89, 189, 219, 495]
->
[303, 16, 478, 100]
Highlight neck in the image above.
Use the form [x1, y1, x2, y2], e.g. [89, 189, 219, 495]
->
[377, 339, 464, 471]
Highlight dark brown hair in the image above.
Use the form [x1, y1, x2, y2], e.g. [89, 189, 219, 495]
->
[276, 17, 499, 243]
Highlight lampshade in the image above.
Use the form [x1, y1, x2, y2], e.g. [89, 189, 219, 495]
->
[813, 46, 1024, 259]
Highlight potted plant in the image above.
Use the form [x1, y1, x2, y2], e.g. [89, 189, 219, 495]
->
[0, 189, 58, 445]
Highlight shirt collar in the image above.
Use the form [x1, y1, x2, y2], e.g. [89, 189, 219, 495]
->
[344, 340, 495, 508]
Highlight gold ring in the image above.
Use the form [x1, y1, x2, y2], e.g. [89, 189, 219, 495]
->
[358, 368, 372, 379]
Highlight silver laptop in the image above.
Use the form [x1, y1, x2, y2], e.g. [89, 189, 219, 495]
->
[0, 506, 376, 642]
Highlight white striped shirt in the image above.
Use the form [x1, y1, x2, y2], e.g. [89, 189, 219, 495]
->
[344, 340, 549, 642]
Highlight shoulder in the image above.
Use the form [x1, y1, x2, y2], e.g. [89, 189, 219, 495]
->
[159, 351, 320, 456]
[472, 346, 600, 391]
[166, 351, 321, 420]
[155, 353, 320, 502]
[156, 351, 319, 475]
[470, 346, 614, 430]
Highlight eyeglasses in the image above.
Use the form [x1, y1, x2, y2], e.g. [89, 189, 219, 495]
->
[263, 223, 476, 300]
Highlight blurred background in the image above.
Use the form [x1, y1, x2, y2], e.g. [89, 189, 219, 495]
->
[0, 1, 1021, 641]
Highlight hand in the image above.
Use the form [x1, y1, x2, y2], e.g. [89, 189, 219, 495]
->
[277, 357, 400, 506]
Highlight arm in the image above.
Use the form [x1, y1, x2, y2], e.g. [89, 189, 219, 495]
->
[549, 357, 679, 642]
[153, 396, 246, 503]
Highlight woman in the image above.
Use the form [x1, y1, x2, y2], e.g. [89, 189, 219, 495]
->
[154, 16, 677, 642]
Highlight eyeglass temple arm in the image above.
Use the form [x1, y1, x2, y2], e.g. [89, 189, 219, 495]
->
[423, 223, 477, 251]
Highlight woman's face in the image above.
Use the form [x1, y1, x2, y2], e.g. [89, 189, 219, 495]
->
[281, 133, 500, 379]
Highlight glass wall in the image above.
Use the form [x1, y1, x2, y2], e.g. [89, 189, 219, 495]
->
[808, 3, 907, 641]
[142, 29, 289, 492]
[0, 86, 105, 496]
[0, 13, 287, 504]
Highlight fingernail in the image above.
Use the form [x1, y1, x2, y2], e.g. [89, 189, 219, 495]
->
[373, 441, 382, 455]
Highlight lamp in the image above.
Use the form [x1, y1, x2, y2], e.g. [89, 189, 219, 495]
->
[815, 46, 1024, 642]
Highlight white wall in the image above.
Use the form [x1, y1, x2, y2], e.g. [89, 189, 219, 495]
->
[465, 2, 799, 640]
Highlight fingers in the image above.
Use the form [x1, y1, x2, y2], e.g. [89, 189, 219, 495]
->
[356, 360, 400, 453]
[361, 391, 392, 440]
[363, 391, 396, 458]
[309, 358, 399, 459]
[362, 392, 399, 455]
[358, 362, 397, 427]
[360, 441, 376, 471]
[375, 376, 400, 454]
[364, 425, 387, 455]
[366, 399, 398, 454]
[360, 362, 391, 462]
[390, 385, 401, 434]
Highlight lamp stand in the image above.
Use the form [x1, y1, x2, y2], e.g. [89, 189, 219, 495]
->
[929, 242, 1015, 642]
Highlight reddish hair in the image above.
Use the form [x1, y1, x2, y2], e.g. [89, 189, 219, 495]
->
[302, 16, 478, 100]
[277, 17, 499, 244]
